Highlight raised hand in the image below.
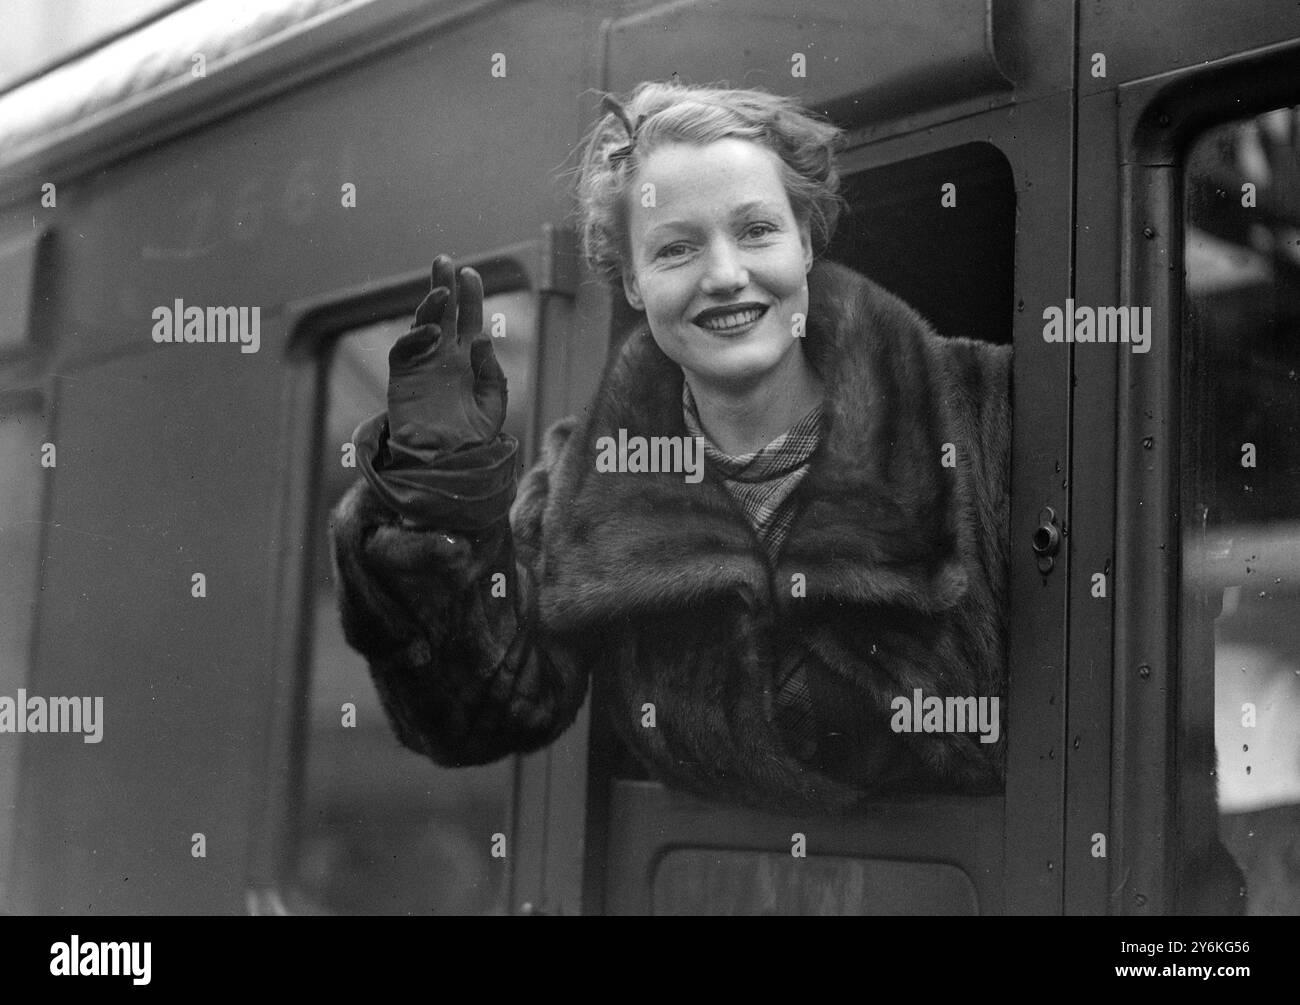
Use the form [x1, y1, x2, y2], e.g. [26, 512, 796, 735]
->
[386, 255, 509, 459]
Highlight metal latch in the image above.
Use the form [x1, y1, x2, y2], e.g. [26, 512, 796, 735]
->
[1032, 505, 1062, 574]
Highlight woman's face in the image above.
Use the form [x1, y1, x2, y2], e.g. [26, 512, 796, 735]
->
[621, 138, 813, 393]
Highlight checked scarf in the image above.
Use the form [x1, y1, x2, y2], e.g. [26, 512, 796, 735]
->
[681, 382, 825, 762]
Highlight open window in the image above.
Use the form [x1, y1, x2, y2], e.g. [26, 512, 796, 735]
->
[587, 142, 1016, 915]
[826, 141, 1015, 346]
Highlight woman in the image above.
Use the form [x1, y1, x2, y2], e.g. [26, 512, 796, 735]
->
[331, 81, 1012, 814]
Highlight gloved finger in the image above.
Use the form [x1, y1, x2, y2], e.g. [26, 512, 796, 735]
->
[432, 255, 459, 340]
[471, 335, 508, 420]
[470, 335, 506, 386]
[457, 266, 483, 338]
[388, 322, 444, 370]
[412, 286, 450, 327]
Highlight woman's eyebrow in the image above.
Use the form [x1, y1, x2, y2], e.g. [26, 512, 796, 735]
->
[643, 201, 784, 240]
[729, 199, 783, 217]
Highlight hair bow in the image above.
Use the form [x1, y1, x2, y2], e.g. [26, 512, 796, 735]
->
[602, 94, 647, 166]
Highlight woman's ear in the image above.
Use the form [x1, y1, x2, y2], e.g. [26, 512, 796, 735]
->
[799, 217, 813, 273]
[621, 269, 645, 312]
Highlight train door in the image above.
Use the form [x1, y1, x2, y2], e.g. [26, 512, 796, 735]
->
[1073, 1, 1300, 914]
[507, 0, 1078, 915]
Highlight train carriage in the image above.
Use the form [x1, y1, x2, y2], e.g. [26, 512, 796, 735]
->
[0, 0, 1298, 915]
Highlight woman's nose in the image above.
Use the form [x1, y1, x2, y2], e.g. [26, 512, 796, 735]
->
[699, 238, 748, 293]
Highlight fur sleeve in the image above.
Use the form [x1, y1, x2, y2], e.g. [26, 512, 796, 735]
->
[328, 417, 588, 765]
[926, 334, 1013, 620]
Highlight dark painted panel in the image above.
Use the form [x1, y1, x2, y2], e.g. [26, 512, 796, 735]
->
[652, 849, 980, 915]
[995, 91, 1075, 915]
[1064, 89, 1123, 916]
[606, 781, 1004, 916]
[606, 0, 1016, 126]
[1079, 0, 1300, 95]
[13, 348, 283, 913]
[26, 2, 594, 369]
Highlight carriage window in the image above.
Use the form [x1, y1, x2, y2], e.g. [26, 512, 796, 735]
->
[294, 290, 536, 915]
[591, 143, 1016, 917]
[1181, 104, 1300, 914]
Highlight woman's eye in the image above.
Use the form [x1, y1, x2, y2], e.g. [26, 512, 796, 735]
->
[744, 222, 777, 239]
[656, 242, 691, 259]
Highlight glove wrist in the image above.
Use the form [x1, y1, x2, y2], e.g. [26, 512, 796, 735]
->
[352, 413, 518, 531]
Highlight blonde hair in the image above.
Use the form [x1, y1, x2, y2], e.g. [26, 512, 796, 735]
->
[573, 81, 847, 281]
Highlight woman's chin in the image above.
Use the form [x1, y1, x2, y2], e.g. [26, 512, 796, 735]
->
[689, 355, 788, 391]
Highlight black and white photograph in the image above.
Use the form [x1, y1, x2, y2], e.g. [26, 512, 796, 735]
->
[0, 0, 1297, 949]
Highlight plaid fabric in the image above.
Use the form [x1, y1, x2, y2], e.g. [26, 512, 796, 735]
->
[682, 382, 824, 760]
[681, 382, 824, 561]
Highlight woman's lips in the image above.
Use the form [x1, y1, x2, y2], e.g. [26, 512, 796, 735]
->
[694, 305, 768, 333]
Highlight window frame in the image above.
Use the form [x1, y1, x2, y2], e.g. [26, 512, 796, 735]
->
[244, 230, 578, 915]
[1111, 36, 1300, 915]
[576, 118, 1065, 915]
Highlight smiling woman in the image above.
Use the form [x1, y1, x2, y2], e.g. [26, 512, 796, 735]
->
[330, 80, 1013, 813]
[621, 139, 822, 455]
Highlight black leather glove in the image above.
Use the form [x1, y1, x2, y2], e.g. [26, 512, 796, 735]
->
[386, 257, 506, 457]
[353, 256, 518, 531]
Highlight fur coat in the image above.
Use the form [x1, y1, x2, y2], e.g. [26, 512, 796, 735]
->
[330, 259, 1012, 814]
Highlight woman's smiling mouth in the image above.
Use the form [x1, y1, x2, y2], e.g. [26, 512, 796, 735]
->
[693, 304, 769, 333]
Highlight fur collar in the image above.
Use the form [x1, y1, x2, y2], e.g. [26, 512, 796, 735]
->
[537, 260, 976, 633]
